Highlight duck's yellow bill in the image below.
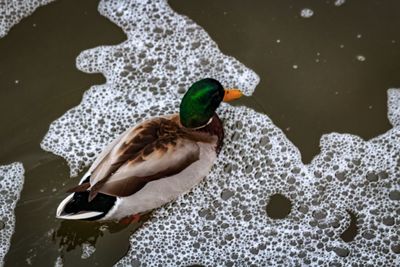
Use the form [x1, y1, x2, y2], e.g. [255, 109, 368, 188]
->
[223, 89, 243, 102]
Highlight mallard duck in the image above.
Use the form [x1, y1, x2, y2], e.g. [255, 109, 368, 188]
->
[56, 78, 243, 222]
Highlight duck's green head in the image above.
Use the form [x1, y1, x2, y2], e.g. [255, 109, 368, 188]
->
[179, 78, 243, 128]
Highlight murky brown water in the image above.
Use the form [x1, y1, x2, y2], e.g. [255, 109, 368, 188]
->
[1, 0, 400, 266]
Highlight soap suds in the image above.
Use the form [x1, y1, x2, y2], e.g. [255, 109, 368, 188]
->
[54, 256, 63, 267]
[388, 88, 400, 127]
[334, 0, 346, 7]
[300, 8, 314, 18]
[0, 163, 25, 266]
[0, 0, 55, 38]
[81, 242, 96, 259]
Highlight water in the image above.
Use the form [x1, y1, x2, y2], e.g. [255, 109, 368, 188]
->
[1, 0, 400, 266]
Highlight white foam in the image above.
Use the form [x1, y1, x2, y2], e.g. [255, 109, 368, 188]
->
[356, 55, 366, 62]
[81, 242, 96, 259]
[300, 8, 314, 18]
[0, 162, 25, 266]
[29, 0, 400, 265]
[388, 88, 400, 127]
[334, 0, 346, 7]
[0, 0, 55, 38]
[54, 256, 63, 267]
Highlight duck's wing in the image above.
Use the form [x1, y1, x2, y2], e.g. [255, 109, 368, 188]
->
[68, 114, 215, 201]
[93, 137, 202, 198]
[87, 118, 160, 190]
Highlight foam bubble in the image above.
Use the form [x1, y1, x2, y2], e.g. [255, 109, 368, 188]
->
[334, 0, 346, 7]
[356, 55, 366, 62]
[300, 8, 314, 18]
[0, 0, 55, 38]
[0, 162, 25, 266]
[388, 88, 400, 127]
[81, 242, 96, 259]
[54, 256, 63, 267]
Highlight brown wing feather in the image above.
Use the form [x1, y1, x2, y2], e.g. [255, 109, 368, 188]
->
[93, 145, 200, 197]
[78, 114, 215, 201]
[88, 116, 175, 186]
[88, 122, 158, 187]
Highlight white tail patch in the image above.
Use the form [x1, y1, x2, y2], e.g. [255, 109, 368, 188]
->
[56, 193, 103, 220]
[56, 211, 104, 220]
[56, 193, 74, 218]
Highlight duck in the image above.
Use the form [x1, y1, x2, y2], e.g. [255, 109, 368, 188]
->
[56, 78, 243, 222]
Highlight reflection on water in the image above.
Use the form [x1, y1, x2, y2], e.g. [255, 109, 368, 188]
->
[53, 221, 128, 253]
[54, 211, 151, 255]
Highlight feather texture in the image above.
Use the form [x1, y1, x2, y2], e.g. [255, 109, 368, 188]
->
[67, 114, 218, 202]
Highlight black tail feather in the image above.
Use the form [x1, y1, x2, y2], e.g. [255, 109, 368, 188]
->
[60, 176, 116, 221]
[62, 190, 116, 221]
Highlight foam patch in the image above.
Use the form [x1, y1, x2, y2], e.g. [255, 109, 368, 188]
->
[54, 256, 63, 267]
[0, 163, 25, 266]
[0, 0, 55, 38]
[81, 242, 96, 259]
[388, 88, 400, 127]
[32, 0, 399, 265]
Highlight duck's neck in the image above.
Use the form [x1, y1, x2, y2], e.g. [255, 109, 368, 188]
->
[196, 113, 224, 154]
